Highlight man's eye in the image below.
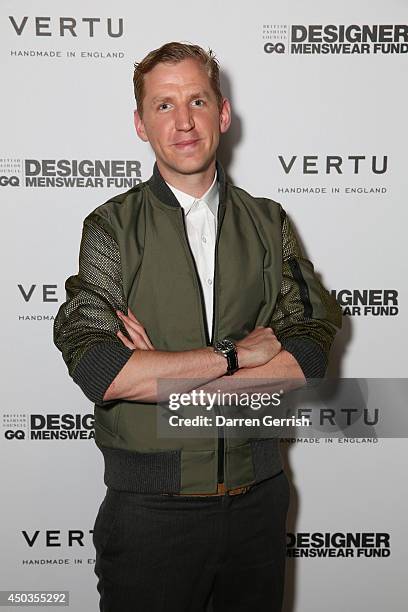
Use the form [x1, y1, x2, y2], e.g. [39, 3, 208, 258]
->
[158, 103, 171, 111]
[192, 99, 205, 107]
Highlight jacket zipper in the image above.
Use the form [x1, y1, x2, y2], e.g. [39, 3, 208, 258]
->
[178, 203, 226, 487]
[179, 209, 210, 345]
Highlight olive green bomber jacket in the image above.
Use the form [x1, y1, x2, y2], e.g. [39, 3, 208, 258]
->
[53, 161, 342, 494]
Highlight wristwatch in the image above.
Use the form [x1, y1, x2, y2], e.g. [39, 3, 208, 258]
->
[213, 338, 239, 375]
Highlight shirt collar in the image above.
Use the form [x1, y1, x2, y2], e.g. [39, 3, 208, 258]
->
[165, 171, 219, 217]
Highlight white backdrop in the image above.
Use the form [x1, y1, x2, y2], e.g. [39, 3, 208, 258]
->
[1, 0, 407, 610]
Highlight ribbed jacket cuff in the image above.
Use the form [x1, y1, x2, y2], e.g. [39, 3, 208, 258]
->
[72, 341, 134, 405]
[280, 336, 327, 379]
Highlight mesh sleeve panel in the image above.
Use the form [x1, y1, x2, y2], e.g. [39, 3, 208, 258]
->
[270, 209, 342, 378]
[53, 216, 133, 404]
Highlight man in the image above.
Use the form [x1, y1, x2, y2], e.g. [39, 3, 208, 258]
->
[54, 42, 341, 611]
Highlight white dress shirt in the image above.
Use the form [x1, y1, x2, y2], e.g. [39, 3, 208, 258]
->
[165, 172, 219, 342]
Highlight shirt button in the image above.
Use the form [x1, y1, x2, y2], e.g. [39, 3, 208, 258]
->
[207, 279, 213, 286]
[201, 235, 207, 243]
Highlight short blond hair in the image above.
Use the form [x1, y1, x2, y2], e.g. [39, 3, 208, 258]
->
[133, 41, 223, 116]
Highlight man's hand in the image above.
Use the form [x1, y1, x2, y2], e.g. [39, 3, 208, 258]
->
[116, 308, 155, 350]
[236, 326, 281, 369]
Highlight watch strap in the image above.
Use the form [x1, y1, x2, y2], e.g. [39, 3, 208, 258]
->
[214, 338, 239, 375]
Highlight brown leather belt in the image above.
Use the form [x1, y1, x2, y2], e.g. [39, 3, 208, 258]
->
[162, 482, 252, 497]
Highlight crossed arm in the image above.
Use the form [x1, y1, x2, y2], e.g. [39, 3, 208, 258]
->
[102, 308, 306, 404]
[53, 210, 341, 407]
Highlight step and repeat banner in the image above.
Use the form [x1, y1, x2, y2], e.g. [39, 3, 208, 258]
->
[1, 0, 407, 610]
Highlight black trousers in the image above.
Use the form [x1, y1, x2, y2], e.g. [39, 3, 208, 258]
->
[93, 470, 290, 612]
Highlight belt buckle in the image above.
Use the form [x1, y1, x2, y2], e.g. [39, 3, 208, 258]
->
[162, 483, 252, 497]
[228, 487, 240, 496]
[227, 484, 251, 496]
[216, 482, 227, 495]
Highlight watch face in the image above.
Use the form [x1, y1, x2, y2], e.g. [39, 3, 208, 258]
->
[215, 339, 235, 353]
[214, 338, 238, 374]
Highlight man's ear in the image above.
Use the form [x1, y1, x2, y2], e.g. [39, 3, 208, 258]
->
[134, 109, 149, 142]
[219, 98, 232, 134]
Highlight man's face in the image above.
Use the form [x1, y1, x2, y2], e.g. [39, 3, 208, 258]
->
[134, 58, 231, 179]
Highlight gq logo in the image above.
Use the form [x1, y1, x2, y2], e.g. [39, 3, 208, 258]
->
[0, 176, 20, 186]
[5, 429, 25, 439]
[264, 42, 285, 53]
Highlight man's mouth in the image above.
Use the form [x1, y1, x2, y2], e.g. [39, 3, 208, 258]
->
[173, 138, 201, 149]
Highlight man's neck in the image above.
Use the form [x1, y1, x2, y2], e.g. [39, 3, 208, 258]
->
[156, 160, 216, 199]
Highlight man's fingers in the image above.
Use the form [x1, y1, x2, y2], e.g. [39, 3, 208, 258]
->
[118, 312, 146, 335]
[127, 318, 155, 349]
[116, 330, 136, 350]
[138, 331, 154, 350]
[118, 311, 145, 334]
[127, 307, 141, 324]
[144, 334, 155, 350]
[119, 328, 150, 350]
[119, 319, 151, 350]
[119, 310, 155, 350]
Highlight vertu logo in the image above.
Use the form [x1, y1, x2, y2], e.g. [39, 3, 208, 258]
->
[9, 16, 124, 38]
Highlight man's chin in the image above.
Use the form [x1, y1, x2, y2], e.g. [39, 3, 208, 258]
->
[161, 156, 215, 177]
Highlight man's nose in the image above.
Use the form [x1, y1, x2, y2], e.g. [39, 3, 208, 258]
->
[174, 105, 195, 131]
